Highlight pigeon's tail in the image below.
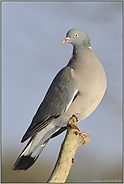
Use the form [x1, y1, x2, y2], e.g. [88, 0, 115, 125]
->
[12, 137, 49, 171]
[12, 123, 60, 170]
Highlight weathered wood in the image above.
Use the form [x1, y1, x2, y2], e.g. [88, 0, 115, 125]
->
[47, 115, 90, 183]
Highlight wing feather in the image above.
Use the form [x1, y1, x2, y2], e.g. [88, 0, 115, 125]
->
[21, 66, 78, 142]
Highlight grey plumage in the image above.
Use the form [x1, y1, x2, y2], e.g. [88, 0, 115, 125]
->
[21, 67, 77, 143]
[12, 28, 107, 170]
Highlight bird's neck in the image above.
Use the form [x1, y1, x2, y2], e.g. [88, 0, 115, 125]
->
[67, 46, 93, 70]
[73, 43, 91, 55]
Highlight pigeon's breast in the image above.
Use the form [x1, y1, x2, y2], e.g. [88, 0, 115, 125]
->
[66, 48, 107, 121]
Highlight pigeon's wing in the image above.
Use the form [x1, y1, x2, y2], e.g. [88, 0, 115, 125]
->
[21, 66, 78, 142]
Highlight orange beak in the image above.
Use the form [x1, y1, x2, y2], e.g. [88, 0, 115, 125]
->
[61, 37, 69, 44]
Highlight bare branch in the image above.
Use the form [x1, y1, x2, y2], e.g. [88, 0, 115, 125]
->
[47, 115, 90, 183]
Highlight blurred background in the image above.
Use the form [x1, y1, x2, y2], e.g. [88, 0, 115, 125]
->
[2, 1, 122, 183]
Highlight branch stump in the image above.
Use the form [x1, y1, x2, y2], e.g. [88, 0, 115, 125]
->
[47, 115, 90, 183]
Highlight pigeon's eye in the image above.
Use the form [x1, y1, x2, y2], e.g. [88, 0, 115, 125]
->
[75, 33, 78, 37]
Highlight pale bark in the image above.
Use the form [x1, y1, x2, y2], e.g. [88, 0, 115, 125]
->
[47, 115, 90, 183]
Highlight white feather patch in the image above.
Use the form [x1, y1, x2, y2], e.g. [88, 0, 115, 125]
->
[65, 89, 78, 112]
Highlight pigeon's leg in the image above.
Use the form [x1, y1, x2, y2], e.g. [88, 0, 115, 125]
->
[79, 132, 87, 142]
[72, 114, 87, 142]
[73, 113, 79, 121]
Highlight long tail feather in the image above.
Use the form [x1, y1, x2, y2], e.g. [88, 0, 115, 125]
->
[12, 139, 49, 170]
[12, 123, 59, 170]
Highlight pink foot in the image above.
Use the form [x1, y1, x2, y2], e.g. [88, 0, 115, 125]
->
[79, 132, 87, 142]
[73, 113, 79, 121]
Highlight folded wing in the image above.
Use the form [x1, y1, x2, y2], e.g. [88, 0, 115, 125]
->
[21, 66, 78, 142]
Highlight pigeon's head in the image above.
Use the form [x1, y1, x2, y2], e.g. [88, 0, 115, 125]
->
[62, 28, 91, 53]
